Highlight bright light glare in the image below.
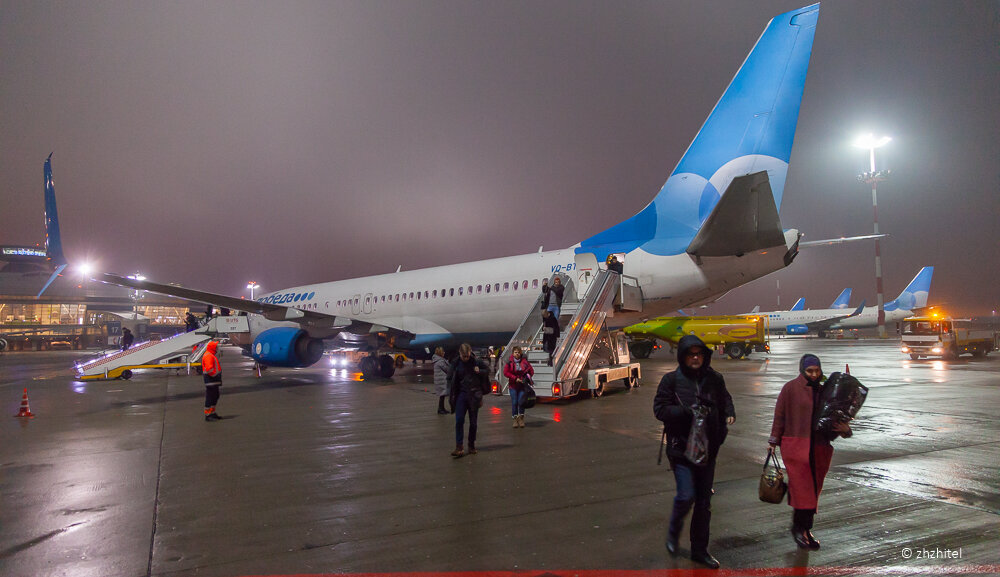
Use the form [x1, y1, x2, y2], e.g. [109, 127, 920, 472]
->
[853, 133, 892, 149]
[77, 262, 93, 277]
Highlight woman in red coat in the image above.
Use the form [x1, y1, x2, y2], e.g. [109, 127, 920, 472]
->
[768, 354, 852, 549]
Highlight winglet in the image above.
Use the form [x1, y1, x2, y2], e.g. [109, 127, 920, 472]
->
[789, 298, 805, 311]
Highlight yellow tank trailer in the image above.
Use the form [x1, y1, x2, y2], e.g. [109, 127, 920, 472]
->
[624, 315, 770, 359]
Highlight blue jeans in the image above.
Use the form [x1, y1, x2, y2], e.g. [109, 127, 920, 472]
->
[454, 392, 480, 448]
[668, 457, 716, 555]
[547, 304, 560, 317]
[510, 388, 526, 416]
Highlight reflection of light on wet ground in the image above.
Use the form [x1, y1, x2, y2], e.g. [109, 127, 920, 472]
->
[489, 406, 502, 416]
[552, 410, 561, 423]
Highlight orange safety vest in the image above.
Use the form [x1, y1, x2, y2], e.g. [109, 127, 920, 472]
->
[202, 342, 221, 379]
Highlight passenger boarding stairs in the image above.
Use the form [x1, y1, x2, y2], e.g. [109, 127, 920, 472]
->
[75, 315, 250, 380]
[496, 267, 643, 398]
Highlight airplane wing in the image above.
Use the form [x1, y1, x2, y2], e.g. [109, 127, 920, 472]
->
[97, 272, 387, 337]
[804, 301, 866, 331]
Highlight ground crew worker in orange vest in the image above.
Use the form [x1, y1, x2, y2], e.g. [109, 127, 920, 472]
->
[202, 341, 223, 421]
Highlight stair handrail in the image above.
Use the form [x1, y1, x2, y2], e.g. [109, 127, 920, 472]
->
[493, 271, 572, 385]
[551, 269, 620, 382]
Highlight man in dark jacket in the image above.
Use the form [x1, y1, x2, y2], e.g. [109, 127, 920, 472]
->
[653, 335, 735, 569]
[120, 327, 134, 351]
[541, 309, 560, 365]
[448, 343, 490, 458]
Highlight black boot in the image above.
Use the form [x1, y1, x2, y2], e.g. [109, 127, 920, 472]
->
[792, 527, 811, 549]
[691, 551, 720, 569]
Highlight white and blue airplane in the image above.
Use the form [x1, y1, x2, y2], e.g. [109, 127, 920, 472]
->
[755, 267, 934, 335]
[102, 4, 821, 377]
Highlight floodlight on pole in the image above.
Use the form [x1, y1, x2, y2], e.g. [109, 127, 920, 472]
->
[854, 134, 892, 338]
[247, 281, 260, 300]
[126, 272, 146, 320]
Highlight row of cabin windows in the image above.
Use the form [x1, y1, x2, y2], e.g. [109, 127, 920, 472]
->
[334, 278, 544, 308]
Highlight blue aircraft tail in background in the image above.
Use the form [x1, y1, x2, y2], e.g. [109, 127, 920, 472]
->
[886, 267, 934, 312]
[38, 153, 68, 296]
[830, 288, 852, 309]
[789, 298, 805, 311]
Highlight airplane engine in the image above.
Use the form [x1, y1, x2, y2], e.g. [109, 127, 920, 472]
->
[786, 324, 809, 335]
[251, 327, 324, 367]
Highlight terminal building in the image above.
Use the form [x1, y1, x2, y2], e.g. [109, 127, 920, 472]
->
[1, 155, 203, 352]
[0, 259, 200, 351]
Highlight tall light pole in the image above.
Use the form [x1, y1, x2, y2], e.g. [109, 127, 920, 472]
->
[127, 273, 146, 319]
[247, 281, 260, 300]
[854, 134, 892, 338]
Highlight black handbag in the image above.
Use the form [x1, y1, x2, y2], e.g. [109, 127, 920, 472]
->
[758, 447, 787, 504]
[523, 384, 537, 409]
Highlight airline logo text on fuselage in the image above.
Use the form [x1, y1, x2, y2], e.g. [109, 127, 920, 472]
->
[258, 291, 316, 305]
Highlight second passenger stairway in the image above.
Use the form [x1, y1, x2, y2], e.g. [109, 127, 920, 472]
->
[495, 268, 643, 399]
[75, 316, 250, 380]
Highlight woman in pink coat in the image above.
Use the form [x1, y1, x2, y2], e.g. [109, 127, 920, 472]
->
[768, 354, 852, 549]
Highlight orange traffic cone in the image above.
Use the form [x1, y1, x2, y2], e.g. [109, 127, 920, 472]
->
[16, 388, 34, 417]
[845, 363, 851, 374]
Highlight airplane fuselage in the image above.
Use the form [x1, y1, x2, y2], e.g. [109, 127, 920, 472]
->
[250, 231, 798, 350]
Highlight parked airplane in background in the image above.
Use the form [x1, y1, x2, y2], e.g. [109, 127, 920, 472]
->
[0, 154, 68, 296]
[752, 287, 849, 316]
[101, 5, 822, 378]
[754, 267, 934, 335]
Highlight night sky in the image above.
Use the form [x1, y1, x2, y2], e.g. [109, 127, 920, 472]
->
[2, 1, 997, 317]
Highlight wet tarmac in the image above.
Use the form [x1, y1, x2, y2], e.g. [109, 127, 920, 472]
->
[2, 339, 998, 577]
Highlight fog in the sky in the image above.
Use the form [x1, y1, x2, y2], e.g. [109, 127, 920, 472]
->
[2, 1, 997, 317]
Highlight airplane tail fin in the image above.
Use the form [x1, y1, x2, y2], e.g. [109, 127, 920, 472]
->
[830, 288, 852, 309]
[749, 305, 761, 314]
[37, 153, 67, 297]
[576, 4, 819, 260]
[789, 298, 805, 311]
[887, 267, 934, 312]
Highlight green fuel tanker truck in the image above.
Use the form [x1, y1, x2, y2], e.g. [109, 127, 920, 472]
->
[624, 315, 769, 360]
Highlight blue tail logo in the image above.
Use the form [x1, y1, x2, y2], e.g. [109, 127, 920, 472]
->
[886, 267, 934, 312]
[830, 288, 852, 309]
[37, 153, 67, 296]
[577, 4, 819, 260]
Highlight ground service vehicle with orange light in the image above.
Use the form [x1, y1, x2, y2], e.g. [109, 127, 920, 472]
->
[624, 315, 769, 360]
[900, 316, 997, 359]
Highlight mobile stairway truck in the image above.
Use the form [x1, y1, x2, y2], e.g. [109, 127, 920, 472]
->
[75, 315, 250, 380]
[494, 269, 642, 400]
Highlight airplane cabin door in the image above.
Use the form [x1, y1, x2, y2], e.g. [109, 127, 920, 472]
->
[574, 252, 599, 299]
[351, 294, 362, 315]
[363, 293, 374, 314]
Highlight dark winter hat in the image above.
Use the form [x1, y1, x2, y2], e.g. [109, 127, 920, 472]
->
[799, 354, 822, 374]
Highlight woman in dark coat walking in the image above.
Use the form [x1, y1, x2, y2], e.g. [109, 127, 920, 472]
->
[769, 354, 852, 549]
